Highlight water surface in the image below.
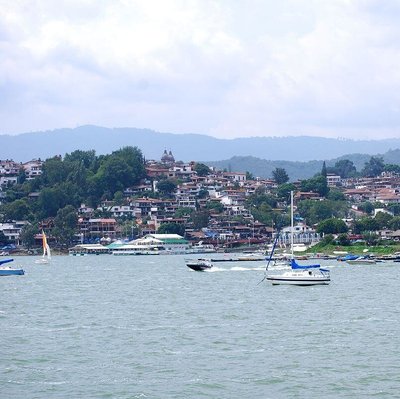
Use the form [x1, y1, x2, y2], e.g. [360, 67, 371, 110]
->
[1, 255, 399, 398]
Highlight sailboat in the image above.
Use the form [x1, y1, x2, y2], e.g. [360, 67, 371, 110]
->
[35, 231, 51, 264]
[265, 191, 330, 286]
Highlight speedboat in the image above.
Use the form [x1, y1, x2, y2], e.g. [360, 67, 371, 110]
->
[0, 258, 25, 276]
[185, 258, 213, 271]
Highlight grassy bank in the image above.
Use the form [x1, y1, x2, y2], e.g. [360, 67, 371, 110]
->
[306, 243, 400, 256]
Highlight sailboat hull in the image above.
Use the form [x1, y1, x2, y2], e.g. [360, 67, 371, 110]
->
[266, 276, 330, 285]
[0, 268, 24, 276]
[35, 258, 49, 264]
[267, 268, 330, 285]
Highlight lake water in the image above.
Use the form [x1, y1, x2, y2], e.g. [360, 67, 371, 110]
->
[1, 255, 400, 398]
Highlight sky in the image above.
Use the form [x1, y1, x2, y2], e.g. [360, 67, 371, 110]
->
[1, 0, 400, 139]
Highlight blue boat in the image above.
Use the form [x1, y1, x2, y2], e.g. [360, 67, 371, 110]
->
[337, 253, 359, 261]
[0, 259, 25, 276]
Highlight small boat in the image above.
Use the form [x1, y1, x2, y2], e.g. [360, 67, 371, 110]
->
[185, 258, 213, 271]
[187, 241, 216, 254]
[337, 253, 359, 261]
[35, 230, 51, 264]
[0, 258, 25, 276]
[346, 257, 376, 265]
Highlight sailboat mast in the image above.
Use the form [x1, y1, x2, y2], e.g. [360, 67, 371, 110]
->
[290, 190, 294, 260]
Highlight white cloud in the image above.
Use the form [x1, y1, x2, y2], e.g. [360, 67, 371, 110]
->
[0, 0, 400, 139]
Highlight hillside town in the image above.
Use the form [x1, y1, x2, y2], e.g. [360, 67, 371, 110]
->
[1, 148, 400, 255]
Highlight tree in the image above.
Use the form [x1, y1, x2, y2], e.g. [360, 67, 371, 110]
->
[316, 218, 348, 234]
[297, 200, 347, 225]
[53, 205, 78, 246]
[190, 210, 210, 229]
[113, 191, 125, 205]
[157, 223, 185, 236]
[321, 234, 335, 245]
[174, 207, 194, 218]
[197, 189, 209, 199]
[3, 199, 31, 221]
[194, 163, 211, 177]
[374, 211, 393, 229]
[352, 217, 379, 234]
[246, 171, 254, 180]
[362, 232, 379, 246]
[0, 231, 8, 245]
[205, 201, 224, 213]
[389, 216, 400, 230]
[358, 202, 375, 215]
[37, 187, 66, 218]
[96, 157, 134, 195]
[156, 179, 177, 196]
[41, 156, 70, 186]
[361, 156, 385, 177]
[112, 146, 146, 182]
[19, 223, 37, 249]
[301, 175, 329, 197]
[334, 159, 357, 178]
[337, 234, 350, 246]
[321, 161, 327, 178]
[384, 164, 400, 174]
[272, 168, 289, 185]
[326, 188, 345, 201]
[18, 168, 26, 185]
[64, 149, 97, 170]
[276, 183, 297, 202]
[387, 204, 400, 216]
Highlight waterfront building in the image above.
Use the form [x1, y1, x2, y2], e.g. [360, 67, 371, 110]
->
[78, 218, 118, 240]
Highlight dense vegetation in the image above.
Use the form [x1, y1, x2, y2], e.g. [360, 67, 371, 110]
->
[0, 146, 146, 244]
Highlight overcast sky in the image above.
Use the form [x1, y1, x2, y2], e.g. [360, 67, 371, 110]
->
[1, 0, 400, 139]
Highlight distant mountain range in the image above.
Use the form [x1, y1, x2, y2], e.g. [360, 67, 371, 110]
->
[1, 125, 400, 162]
[206, 149, 400, 181]
[0, 125, 399, 180]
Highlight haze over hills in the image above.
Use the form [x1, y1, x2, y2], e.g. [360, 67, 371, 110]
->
[206, 149, 400, 181]
[1, 125, 400, 163]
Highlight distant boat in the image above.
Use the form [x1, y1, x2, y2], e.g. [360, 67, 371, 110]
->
[346, 256, 376, 265]
[35, 231, 51, 264]
[337, 254, 358, 262]
[187, 241, 216, 254]
[185, 258, 213, 271]
[0, 258, 24, 276]
[264, 191, 331, 286]
[237, 253, 265, 261]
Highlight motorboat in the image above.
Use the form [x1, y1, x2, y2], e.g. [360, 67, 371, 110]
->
[185, 258, 213, 271]
[0, 258, 25, 276]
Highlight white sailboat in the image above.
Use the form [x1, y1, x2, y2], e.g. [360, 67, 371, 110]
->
[265, 191, 330, 286]
[35, 231, 51, 264]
